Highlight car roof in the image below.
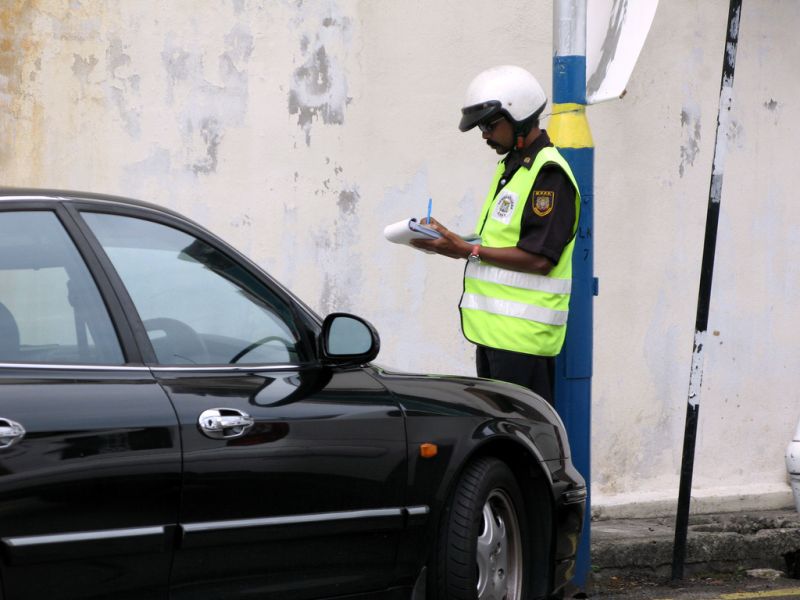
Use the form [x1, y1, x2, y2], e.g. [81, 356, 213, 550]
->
[0, 187, 187, 221]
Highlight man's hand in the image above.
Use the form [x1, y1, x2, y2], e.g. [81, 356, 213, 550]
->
[413, 217, 555, 274]
[411, 217, 472, 259]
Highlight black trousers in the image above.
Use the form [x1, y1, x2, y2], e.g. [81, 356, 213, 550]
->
[475, 345, 555, 406]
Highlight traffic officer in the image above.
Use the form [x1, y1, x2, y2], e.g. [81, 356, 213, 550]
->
[413, 65, 580, 406]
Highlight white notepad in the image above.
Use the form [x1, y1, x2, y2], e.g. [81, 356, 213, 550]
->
[383, 218, 442, 244]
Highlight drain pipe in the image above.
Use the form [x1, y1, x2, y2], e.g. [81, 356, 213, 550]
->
[786, 419, 800, 513]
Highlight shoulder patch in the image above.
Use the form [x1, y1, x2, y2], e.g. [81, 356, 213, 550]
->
[532, 190, 555, 217]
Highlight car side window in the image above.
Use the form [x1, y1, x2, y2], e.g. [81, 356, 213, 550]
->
[82, 212, 304, 366]
[0, 211, 124, 365]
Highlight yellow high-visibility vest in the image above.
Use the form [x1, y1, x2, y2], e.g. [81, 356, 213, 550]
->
[460, 146, 580, 356]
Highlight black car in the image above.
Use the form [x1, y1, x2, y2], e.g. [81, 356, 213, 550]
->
[0, 189, 585, 600]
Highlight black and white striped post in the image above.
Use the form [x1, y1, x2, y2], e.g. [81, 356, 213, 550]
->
[671, 0, 743, 581]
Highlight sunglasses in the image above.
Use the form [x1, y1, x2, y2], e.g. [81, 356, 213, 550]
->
[478, 116, 505, 133]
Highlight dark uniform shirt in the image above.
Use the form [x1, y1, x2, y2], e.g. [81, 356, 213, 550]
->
[492, 130, 577, 265]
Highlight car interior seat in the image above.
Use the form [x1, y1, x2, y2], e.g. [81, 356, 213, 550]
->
[0, 301, 21, 361]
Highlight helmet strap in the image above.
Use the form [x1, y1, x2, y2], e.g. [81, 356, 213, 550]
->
[514, 119, 531, 150]
[513, 110, 541, 149]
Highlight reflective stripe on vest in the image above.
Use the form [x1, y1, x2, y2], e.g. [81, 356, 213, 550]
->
[464, 262, 572, 295]
[461, 293, 568, 326]
[459, 145, 580, 356]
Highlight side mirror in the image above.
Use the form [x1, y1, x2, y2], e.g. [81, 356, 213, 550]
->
[320, 313, 380, 366]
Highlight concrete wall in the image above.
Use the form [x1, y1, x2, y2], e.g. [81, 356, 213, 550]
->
[2, 0, 798, 518]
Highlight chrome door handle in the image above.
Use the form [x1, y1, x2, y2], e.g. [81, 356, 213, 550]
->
[198, 408, 254, 440]
[0, 418, 26, 449]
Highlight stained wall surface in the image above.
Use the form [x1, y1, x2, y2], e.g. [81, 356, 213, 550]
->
[2, 0, 798, 516]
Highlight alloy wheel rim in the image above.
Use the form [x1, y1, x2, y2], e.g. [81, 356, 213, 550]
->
[475, 488, 523, 600]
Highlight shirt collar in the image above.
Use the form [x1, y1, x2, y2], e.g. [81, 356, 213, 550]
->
[502, 130, 553, 172]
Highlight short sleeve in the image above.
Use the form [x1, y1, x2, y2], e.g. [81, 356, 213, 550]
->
[516, 165, 577, 264]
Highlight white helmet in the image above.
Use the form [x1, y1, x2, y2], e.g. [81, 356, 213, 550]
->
[459, 65, 547, 134]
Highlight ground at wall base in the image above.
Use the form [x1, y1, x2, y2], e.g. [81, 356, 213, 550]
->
[589, 571, 800, 600]
[588, 509, 800, 595]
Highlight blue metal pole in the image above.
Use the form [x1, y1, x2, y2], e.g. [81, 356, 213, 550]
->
[551, 0, 594, 590]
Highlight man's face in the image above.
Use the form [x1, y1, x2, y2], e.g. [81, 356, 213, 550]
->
[480, 116, 514, 155]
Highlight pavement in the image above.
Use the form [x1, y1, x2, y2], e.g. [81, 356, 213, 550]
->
[588, 509, 800, 595]
[589, 574, 800, 599]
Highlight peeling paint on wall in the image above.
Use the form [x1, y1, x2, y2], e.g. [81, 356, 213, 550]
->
[106, 37, 141, 139]
[763, 98, 781, 125]
[287, 2, 352, 146]
[0, 2, 44, 177]
[679, 101, 701, 177]
[161, 21, 253, 176]
[71, 53, 98, 84]
[191, 117, 222, 174]
[316, 185, 361, 315]
[337, 189, 357, 215]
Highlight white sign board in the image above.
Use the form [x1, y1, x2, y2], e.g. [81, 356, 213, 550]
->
[586, 0, 659, 104]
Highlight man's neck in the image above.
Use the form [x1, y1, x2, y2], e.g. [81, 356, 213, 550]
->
[503, 127, 543, 158]
[521, 127, 542, 149]
[503, 128, 544, 160]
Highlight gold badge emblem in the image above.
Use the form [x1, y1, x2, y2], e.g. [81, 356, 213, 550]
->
[533, 190, 555, 217]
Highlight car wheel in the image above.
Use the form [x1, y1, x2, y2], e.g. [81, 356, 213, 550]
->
[435, 457, 530, 600]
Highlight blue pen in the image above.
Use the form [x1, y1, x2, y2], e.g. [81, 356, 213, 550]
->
[426, 198, 432, 224]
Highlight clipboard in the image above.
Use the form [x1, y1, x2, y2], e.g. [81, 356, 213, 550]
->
[383, 218, 481, 250]
[383, 218, 442, 244]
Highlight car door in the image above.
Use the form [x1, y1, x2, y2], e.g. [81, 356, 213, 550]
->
[0, 205, 181, 600]
[76, 206, 408, 600]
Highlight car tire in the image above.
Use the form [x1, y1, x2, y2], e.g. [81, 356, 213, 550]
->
[434, 457, 531, 600]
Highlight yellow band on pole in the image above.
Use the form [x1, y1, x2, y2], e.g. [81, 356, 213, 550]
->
[548, 103, 594, 149]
